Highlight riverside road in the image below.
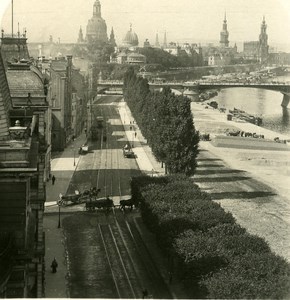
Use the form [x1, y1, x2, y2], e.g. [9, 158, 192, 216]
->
[44, 94, 290, 298]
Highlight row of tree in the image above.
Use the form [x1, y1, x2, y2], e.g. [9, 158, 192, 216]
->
[131, 175, 290, 299]
[123, 68, 199, 175]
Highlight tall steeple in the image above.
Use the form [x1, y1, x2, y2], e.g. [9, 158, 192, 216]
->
[155, 32, 160, 48]
[77, 26, 84, 43]
[109, 27, 116, 47]
[259, 16, 268, 63]
[220, 12, 229, 47]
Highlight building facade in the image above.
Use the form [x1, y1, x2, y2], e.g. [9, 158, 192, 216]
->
[0, 40, 48, 297]
[48, 55, 87, 151]
[48, 56, 73, 151]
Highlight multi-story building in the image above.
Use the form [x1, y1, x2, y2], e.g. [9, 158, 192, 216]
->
[243, 41, 260, 61]
[0, 41, 48, 298]
[48, 55, 87, 151]
[48, 55, 73, 151]
[268, 52, 290, 65]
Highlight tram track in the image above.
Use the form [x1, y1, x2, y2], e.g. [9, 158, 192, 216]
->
[98, 224, 137, 298]
[65, 96, 173, 298]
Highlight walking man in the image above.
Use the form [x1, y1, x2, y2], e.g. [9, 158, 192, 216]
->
[142, 289, 148, 299]
[51, 257, 58, 273]
[52, 175, 56, 185]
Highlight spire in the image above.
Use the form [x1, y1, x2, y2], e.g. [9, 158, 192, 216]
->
[163, 31, 167, 48]
[109, 27, 116, 47]
[224, 11, 227, 21]
[259, 16, 268, 63]
[155, 32, 160, 48]
[77, 26, 84, 43]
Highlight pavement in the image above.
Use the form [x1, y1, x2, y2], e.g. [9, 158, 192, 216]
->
[44, 133, 88, 297]
[43, 101, 168, 298]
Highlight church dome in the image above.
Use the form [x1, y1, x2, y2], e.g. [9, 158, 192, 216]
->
[86, 0, 108, 44]
[123, 24, 139, 47]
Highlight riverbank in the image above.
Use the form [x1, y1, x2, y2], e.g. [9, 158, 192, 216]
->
[191, 102, 290, 200]
[191, 102, 290, 261]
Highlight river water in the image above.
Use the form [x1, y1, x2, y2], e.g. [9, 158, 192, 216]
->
[211, 75, 290, 135]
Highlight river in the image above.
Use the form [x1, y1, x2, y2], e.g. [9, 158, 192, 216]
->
[211, 75, 290, 135]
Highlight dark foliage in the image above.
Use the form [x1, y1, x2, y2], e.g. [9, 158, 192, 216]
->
[124, 69, 199, 176]
[131, 175, 290, 299]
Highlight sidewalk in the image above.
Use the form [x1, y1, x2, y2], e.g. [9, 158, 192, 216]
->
[43, 102, 169, 298]
[44, 133, 87, 298]
[118, 101, 166, 177]
[45, 134, 87, 206]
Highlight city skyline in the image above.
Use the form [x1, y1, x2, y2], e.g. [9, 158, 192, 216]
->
[1, 0, 290, 51]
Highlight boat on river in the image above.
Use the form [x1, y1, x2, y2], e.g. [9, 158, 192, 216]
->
[229, 108, 262, 126]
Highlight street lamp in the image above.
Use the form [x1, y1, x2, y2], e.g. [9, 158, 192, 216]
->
[58, 194, 62, 228]
[72, 145, 76, 166]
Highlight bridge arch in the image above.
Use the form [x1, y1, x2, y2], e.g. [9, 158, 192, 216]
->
[188, 83, 290, 108]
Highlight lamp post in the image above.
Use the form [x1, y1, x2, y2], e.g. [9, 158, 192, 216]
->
[58, 194, 62, 228]
[72, 145, 75, 166]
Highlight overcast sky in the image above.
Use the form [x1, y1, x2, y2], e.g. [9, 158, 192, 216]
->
[1, 0, 290, 50]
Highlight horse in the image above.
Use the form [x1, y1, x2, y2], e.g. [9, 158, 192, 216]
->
[120, 199, 134, 211]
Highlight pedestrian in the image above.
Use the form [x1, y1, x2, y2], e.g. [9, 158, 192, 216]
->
[51, 257, 58, 273]
[52, 175, 56, 185]
[169, 271, 173, 284]
[142, 289, 148, 299]
[134, 131, 137, 138]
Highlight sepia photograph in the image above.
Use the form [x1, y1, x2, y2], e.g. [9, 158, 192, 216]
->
[0, 0, 290, 298]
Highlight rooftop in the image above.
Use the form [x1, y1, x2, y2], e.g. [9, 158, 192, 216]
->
[6, 69, 45, 99]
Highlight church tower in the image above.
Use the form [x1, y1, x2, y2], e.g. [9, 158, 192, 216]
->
[93, 0, 101, 17]
[77, 26, 84, 43]
[258, 16, 269, 63]
[109, 27, 116, 47]
[86, 0, 108, 46]
[220, 12, 229, 48]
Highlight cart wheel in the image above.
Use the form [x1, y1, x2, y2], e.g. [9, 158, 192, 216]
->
[86, 206, 90, 211]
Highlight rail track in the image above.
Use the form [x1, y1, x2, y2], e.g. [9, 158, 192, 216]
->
[64, 96, 173, 298]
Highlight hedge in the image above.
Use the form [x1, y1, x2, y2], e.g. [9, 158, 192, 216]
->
[131, 174, 290, 298]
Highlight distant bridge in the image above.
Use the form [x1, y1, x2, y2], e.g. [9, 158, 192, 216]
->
[97, 80, 290, 107]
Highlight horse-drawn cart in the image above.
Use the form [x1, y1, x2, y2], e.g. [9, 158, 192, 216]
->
[59, 188, 101, 206]
[85, 197, 114, 212]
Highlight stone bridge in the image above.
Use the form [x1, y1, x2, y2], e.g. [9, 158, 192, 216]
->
[97, 80, 290, 107]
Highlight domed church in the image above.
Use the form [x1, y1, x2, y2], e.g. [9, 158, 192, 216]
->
[86, 0, 108, 45]
[122, 24, 139, 48]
